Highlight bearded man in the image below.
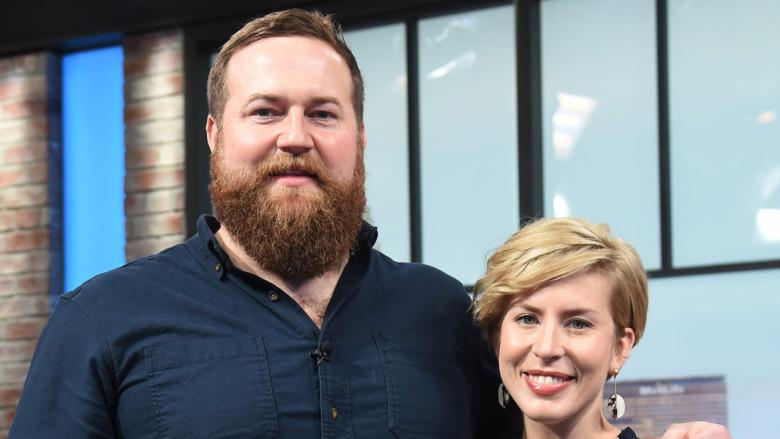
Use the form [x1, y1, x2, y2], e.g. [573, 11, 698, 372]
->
[10, 9, 511, 439]
[11, 8, 733, 439]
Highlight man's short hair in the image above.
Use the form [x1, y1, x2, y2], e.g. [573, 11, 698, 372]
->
[207, 8, 365, 127]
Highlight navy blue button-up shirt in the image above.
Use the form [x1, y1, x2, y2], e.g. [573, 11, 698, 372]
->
[11, 215, 520, 438]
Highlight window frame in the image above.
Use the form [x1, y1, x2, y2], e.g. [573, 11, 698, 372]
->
[182, 0, 780, 281]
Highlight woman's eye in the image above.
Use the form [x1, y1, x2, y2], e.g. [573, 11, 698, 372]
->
[568, 320, 588, 330]
[517, 315, 537, 325]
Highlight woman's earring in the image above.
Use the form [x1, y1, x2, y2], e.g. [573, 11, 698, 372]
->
[498, 383, 510, 409]
[607, 368, 626, 420]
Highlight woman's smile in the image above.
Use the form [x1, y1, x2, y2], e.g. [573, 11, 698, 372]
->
[523, 371, 575, 396]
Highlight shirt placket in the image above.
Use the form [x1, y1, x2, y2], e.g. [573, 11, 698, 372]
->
[318, 329, 352, 438]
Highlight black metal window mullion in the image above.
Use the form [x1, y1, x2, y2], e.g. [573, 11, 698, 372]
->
[406, 18, 423, 263]
[650, 0, 780, 278]
[656, 0, 673, 276]
[515, 0, 544, 224]
[183, 35, 218, 238]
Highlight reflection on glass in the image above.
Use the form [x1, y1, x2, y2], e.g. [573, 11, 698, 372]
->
[541, 0, 660, 269]
[756, 209, 780, 242]
[426, 51, 475, 79]
[553, 193, 571, 218]
[552, 92, 597, 159]
[419, 5, 518, 285]
[344, 24, 411, 262]
[757, 110, 776, 124]
[669, 0, 780, 266]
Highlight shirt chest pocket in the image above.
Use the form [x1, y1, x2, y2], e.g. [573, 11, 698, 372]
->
[374, 333, 473, 439]
[144, 337, 278, 439]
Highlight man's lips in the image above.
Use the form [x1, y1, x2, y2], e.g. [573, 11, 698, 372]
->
[523, 371, 574, 396]
[270, 169, 317, 178]
[268, 168, 319, 188]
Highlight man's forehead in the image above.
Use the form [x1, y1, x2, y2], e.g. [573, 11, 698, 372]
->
[223, 36, 353, 97]
[224, 37, 346, 87]
[232, 36, 343, 66]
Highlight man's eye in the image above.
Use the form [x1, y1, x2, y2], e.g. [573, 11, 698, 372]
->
[312, 111, 333, 119]
[254, 109, 273, 117]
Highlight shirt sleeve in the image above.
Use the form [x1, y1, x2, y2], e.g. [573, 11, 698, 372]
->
[9, 295, 118, 438]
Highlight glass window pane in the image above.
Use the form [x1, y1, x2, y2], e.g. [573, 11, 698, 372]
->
[669, 0, 780, 267]
[418, 5, 518, 285]
[345, 24, 411, 262]
[62, 46, 126, 295]
[541, 0, 661, 270]
[630, 268, 780, 438]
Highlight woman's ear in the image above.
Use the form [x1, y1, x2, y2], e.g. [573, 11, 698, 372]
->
[612, 327, 635, 371]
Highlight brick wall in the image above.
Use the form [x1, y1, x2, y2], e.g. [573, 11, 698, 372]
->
[0, 52, 59, 439]
[0, 28, 187, 437]
[123, 29, 187, 261]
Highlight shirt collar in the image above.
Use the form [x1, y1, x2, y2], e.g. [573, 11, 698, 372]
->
[190, 214, 378, 279]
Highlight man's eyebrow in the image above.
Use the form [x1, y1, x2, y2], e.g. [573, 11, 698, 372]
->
[246, 93, 282, 103]
[308, 96, 342, 107]
[245, 93, 342, 107]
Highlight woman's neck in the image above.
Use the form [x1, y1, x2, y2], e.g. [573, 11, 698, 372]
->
[522, 413, 621, 439]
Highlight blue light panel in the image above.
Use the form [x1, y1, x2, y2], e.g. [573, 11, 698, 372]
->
[62, 46, 126, 295]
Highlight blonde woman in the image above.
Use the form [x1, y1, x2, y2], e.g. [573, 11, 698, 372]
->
[473, 218, 647, 439]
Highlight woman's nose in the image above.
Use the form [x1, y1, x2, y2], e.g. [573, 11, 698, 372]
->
[532, 322, 564, 360]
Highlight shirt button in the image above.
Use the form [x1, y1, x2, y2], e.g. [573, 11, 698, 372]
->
[331, 407, 339, 419]
[268, 291, 280, 302]
[215, 263, 221, 272]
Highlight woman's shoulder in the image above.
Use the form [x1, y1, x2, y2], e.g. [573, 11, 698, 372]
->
[618, 426, 639, 439]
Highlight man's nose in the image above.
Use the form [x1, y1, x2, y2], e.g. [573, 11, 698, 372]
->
[277, 109, 314, 155]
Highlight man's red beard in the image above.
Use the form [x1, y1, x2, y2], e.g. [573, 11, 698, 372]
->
[209, 138, 366, 280]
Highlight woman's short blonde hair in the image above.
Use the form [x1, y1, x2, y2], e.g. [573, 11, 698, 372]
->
[473, 217, 648, 350]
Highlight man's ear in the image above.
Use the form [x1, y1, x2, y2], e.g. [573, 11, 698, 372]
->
[206, 115, 219, 153]
[359, 122, 367, 151]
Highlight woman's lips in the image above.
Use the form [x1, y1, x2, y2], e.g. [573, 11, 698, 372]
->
[523, 371, 574, 396]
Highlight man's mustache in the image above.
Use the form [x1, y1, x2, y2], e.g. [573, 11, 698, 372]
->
[256, 154, 331, 184]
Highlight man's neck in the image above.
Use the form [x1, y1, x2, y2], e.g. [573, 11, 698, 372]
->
[215, 228, 348, 328]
